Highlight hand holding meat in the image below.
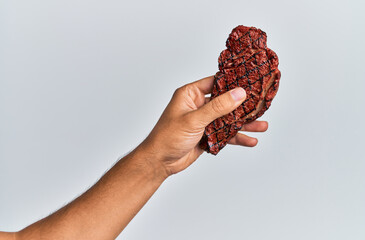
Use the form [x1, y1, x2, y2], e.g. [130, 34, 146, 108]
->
[139, 76, 269, 176]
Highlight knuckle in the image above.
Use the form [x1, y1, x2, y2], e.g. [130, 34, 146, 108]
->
[211, 97, 226, 114]
[173, 84, 189, 97]
[173, 87, 182, 97]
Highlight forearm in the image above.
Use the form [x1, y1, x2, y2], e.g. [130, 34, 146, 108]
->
[0, 232, 16, 240]
[17, 145, 168, 240]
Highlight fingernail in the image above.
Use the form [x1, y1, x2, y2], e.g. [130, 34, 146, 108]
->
[230, 87, 246, 101]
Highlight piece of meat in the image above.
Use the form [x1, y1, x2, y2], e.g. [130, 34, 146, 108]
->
[199, 25, 281, 155]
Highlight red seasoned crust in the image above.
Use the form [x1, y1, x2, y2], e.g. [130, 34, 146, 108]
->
[199, 25, 281, 155]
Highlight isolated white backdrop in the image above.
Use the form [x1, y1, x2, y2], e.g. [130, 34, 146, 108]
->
[1, 0, 364, 239]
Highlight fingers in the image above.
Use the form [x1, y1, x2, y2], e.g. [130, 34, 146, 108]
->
[187, 87, 246, 127]
[191, 76, 215, 94]
[204, 97, 210, 104]
[228, 121, 268, 147]
[241, 121, 268, 132]
[228, 133, 258, 147]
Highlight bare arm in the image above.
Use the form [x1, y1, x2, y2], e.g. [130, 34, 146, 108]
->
[0, 232, 16, 240]
[3, 76, 268, 240]
[15, 147, 167, 240]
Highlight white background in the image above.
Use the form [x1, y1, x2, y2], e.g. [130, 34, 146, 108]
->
[1, 0, 364, 239]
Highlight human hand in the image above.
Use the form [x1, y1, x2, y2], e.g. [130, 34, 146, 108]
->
[139, 76, 269, 177]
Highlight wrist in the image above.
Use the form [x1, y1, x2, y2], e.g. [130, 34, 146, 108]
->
[132, 142, 170, 181]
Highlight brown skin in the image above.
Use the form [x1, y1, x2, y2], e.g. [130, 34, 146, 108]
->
[0, 76, 268, 240]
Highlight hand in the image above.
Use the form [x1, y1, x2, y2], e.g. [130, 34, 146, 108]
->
[139, 76, 269, 176]
[7, 76, 270, 240]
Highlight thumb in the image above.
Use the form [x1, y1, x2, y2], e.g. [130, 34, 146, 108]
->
[189, 87, 246, 127]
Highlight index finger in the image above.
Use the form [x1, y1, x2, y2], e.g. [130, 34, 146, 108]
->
[191, 75, 215, 94]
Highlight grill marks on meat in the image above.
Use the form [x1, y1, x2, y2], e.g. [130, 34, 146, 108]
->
[199, 26, 281, 155]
